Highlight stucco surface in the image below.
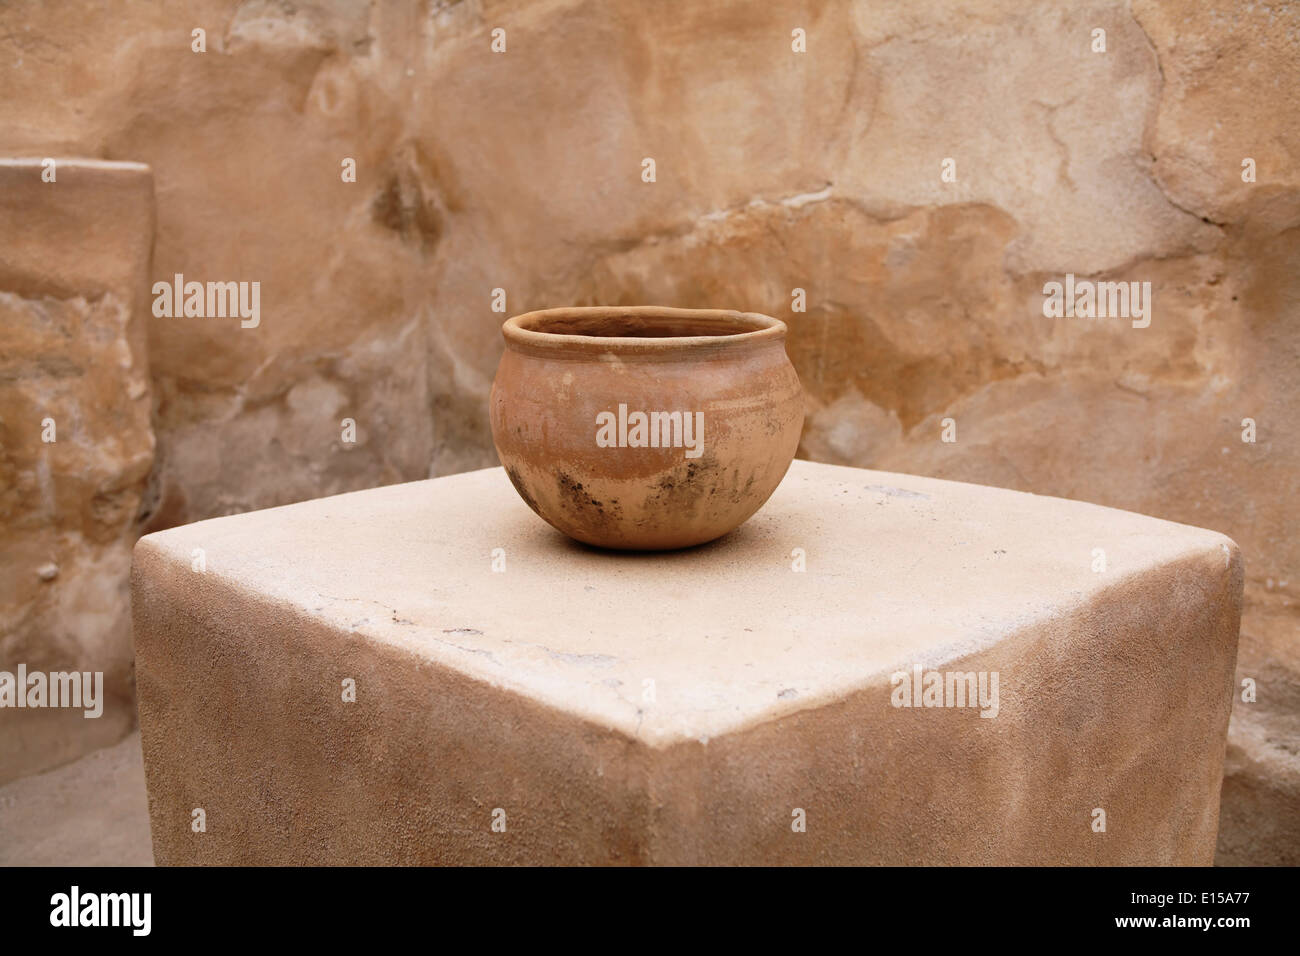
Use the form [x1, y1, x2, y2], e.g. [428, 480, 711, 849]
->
[133, 460, 1242, 864]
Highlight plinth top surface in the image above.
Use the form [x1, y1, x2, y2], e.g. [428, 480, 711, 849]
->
[137, 460, 1234, 747]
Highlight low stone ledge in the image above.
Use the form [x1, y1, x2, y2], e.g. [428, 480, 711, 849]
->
[132, 460, 1242, 864]
[0, 158, 155, 782]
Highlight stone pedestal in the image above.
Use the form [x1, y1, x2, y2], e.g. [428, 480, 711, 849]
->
[132, 461, 1242, 864]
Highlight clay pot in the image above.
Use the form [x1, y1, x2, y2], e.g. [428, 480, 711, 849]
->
[490, 306, 805, 550]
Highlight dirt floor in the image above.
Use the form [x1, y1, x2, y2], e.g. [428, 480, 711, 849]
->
[0, 732, 153, 866]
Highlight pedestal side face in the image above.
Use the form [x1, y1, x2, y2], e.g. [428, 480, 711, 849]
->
[131, 461, 1242, 864]
[646, 545, 1242, 864]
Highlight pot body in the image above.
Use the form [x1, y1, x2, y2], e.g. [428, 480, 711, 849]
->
[490, 309, 804, 550]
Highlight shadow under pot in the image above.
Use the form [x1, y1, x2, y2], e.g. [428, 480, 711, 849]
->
[490, 306, 805, 550]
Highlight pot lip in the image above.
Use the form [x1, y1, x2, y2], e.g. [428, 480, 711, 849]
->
[502, 306, 787, 355]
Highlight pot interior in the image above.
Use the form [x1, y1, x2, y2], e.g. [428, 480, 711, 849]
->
[516, 310, 774, 339]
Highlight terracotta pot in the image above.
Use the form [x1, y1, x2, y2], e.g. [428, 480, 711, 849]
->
[490, 306, 805, 550]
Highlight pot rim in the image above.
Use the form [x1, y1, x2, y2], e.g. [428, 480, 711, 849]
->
[502, 306, 786, 355]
